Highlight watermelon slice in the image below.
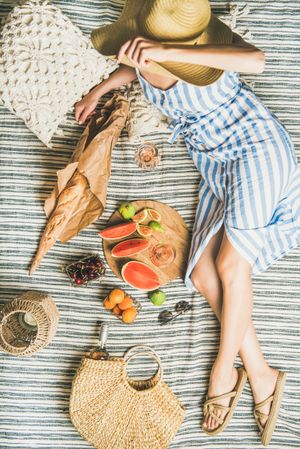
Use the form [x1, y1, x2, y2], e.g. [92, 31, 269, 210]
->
[122, 261, 160, 291]
[99, 222, 137, 240]
[111, 239, 150, 257]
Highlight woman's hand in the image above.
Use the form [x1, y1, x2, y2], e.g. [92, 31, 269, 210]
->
[75, 91, 99, 124]
[117, 37, 169, 68]
[74, 65, 138, 124]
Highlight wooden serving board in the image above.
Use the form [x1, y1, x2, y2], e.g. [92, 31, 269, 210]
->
[103, 200, 190, 287]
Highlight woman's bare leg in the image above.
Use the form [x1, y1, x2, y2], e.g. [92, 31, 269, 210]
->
[214, 230, 253, 369]
[191, 227, 279, 430]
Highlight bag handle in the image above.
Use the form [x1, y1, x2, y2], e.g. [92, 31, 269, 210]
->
[124, 344, 159, 360]
[124, 345, 163, 381]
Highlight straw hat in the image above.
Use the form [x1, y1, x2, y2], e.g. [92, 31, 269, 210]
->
[91, 0, 232, 86]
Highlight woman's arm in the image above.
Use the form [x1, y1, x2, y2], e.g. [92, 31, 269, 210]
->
[75, 64, 137, 123]
[169, 33, 265, 73]
[117, 34, 265, 75]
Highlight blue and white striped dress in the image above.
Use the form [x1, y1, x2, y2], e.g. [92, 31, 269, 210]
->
[136, 69, 300, 290]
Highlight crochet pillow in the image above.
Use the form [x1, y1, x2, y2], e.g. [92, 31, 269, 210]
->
[0, 0, 117, 147]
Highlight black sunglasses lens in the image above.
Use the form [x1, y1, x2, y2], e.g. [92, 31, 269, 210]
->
[175, 301, 192, 313]
[158, 310, 173, 323]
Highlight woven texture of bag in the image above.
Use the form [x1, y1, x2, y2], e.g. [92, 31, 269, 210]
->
[70, 345, 185, 449]
[0, 291, 59, 356]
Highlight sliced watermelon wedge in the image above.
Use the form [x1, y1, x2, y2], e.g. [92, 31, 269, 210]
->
[111, 238, 150, 257]
[99, 222, 137, 240]
[122, 261, 160, 291]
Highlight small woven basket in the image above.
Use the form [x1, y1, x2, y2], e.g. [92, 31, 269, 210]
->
[0, 291, 60, 356]
[70, 345, 185, 449]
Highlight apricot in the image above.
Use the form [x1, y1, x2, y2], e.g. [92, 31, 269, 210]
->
[104, 297, 115, 310]
[119, 296, 134, 310]
[113, 305, 122, 316]
[122, 307, 137, 324]
[109, 288, 125, 305]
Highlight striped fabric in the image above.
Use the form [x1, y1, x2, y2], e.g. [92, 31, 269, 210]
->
[136, 69, 300, 290]
[0, 1, 299, 449]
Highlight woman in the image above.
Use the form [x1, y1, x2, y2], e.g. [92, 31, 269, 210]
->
[75, 0, 300, 445]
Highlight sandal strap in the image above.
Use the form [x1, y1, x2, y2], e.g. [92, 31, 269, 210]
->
[205, 390, 236, 406]
[254, 409, 269, 420]
[203, 396, 232, 426]
[203, 405, 227, 425]
[254, 414, 264, 433]
[254, 394, 274, 411]
[204, 402, 231, 414]
[203, 391, 236, 420]
[253, 394, 274, 434]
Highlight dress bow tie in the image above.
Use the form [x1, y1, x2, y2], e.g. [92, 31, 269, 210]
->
[168, 113, 203, 144]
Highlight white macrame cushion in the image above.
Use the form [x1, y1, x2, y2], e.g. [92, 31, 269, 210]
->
[0, 0, 118, 147]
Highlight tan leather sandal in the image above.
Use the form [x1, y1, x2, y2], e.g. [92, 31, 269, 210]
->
[254, 371, 286, 446]
[202, 367, 247, 436]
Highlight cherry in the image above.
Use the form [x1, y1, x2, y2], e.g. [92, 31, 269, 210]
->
[75, 278, 83, 285]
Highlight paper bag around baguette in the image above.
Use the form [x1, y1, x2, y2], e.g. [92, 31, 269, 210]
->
[29, 94, 129, 275]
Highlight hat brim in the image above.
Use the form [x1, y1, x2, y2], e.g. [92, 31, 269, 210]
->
[91, 14, 232, 86]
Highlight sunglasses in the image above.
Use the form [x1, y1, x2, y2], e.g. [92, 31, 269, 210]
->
[158, 301, 192, 325]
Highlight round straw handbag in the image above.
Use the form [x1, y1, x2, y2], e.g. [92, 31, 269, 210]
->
[0, 291, 59, 356]
[70, 345, 185, 449]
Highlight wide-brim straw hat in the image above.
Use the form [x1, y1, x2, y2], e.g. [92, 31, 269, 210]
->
[91, 0, 232, 86]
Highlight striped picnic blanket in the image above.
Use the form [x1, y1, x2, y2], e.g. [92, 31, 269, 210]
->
[0, 1, 299, 448]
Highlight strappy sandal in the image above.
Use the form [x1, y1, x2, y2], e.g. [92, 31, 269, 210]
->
[202, 367, 247, 436]
[254, 371, 286, 446]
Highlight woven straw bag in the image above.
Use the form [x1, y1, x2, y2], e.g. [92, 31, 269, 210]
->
[0, 291, 59, 356]
[70, 345, 185, 449]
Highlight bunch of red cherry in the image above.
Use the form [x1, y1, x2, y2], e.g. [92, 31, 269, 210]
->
[65, 254, 106, 286]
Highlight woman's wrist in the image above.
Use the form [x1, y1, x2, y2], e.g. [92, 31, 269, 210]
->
[91, 66, 136, 99]
[91, 81, 108, 99]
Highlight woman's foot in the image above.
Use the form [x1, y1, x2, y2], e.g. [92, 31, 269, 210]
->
[203, 365, 239, 431]
[249, 367, 279, 429]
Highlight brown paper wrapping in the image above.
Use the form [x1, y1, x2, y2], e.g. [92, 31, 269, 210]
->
[29, 94, 129, 274]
